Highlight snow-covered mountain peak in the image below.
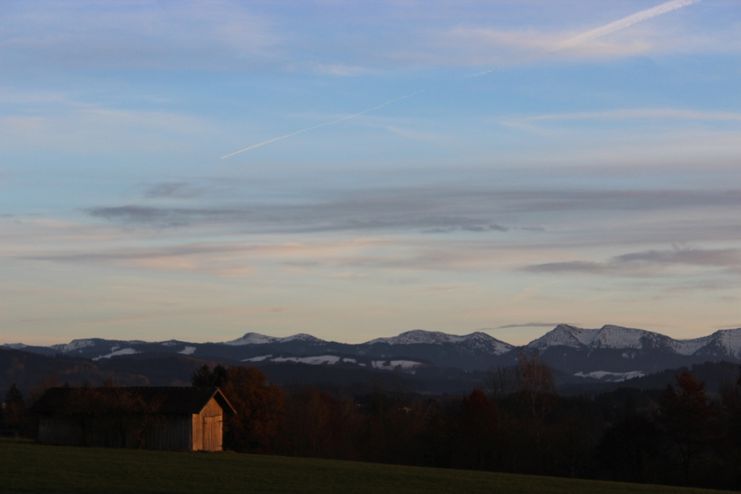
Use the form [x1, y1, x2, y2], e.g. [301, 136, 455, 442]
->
[527, 324, 596, 350]
[2, 343, 29, 350]
[369, 330, 459, 345]
[224, 332, 325, 346]
[225, 332, 278, 346]
[527, 324, 676, 351]
[367, 330, 512, 355]
[592, 325, 666, 350]
[280, 333, 323, 343]
[707, 328, 741, 358]
[460, 332, 514, 354]
[52, 339, 98, 353]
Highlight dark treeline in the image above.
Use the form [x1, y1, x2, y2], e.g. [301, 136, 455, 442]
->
[4, 356, 741, 490]
[190, 356, 741, 491]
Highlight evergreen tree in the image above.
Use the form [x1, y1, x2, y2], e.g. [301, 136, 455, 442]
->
[3, 384, 25, 432]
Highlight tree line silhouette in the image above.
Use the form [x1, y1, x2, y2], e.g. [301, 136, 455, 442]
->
[4, 356, 741, 490]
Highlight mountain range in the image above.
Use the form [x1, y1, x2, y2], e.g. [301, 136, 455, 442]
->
[5, 324, 741, 386]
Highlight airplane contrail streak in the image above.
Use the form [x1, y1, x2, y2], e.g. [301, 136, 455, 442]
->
[559, 0, 698, 49]
[220, 91, 422, 159]
[469, 0, 699, 80]
[221, 0, 698, 158]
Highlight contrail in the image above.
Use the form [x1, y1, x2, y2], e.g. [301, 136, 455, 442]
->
[220, 91, 422, 159]
[221, 0, 698, 158]
[559, 0, 698, 49]
[470, 0, 699, 79]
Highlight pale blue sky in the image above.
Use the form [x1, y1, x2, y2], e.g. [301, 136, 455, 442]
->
[2, 0, 741, 345]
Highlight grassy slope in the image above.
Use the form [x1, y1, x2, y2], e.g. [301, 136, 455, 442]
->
[1, 439, 723, 494]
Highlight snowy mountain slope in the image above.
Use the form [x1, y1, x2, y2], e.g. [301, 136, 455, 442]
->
[523, 324, 741, 375]
[526, 324, 596, 350]
[6, 325, 741, 376]
[369, 330, 513, 355]
[527, 324, 674, 352]
[672, 335, 713, 356]
[239, 354, 426, 372]
[693, 328, 741, 359]
[591, 325, 673, 350]
[52, 339, 97, 352]
[226, 332, 324, 346]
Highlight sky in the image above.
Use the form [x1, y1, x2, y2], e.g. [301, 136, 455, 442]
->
[2, 0, 741, 346]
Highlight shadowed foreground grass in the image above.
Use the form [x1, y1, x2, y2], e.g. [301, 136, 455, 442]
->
[0, 439, 724, 494]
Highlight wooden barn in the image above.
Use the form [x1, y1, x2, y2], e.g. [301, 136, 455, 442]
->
[32, 386, 235, 452]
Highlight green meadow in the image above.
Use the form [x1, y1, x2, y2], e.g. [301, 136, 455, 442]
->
[1, 439, 725, 494]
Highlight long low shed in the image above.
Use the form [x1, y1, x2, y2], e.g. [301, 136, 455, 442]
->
[32, 386, 236, 451]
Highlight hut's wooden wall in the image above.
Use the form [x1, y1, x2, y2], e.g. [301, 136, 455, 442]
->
[38, 416, 125, 447]
[38, 415, 192, 450]
[142, 415, 192, 451]
[191, 397, 224, 452]
[38, 417, 84, 446]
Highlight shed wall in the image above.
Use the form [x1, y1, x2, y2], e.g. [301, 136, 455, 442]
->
[38, 417, 84, 446]
[143, 415, 192, 450]
[191, 397, 224, 451]
[37, 414, 192, 450]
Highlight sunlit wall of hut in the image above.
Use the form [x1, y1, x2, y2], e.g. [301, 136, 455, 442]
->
[32, 386, 235, 451]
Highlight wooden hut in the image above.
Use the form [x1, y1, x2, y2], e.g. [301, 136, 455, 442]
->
[32, 386, 236, 452]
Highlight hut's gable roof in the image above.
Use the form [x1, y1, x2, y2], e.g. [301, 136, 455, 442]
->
[33, 386, 235, 416]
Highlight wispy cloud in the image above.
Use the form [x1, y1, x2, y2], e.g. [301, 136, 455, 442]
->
[506, 108, 741, 125]
[21, 238, 386, 277]
[407, 0, 703, 67]
[615, 248, 741, 267]
[143, 182, 204, 200]
[495, 322, 564, 330]
[66, 184, 741, 280]
[524, 260, 613, 275]
[0, 88, 215, 154]
[524, 247, 741, 276]
[86, 186, 741, 234]
[1, 1, 279, 71]
[422, 224, 509, 234]
[85, 202, 517, 234]
[309, 63, 375, 77]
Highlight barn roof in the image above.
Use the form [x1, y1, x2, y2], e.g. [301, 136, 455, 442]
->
[32, 386, 236, 416]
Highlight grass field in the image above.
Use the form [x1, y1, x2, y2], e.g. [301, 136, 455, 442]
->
[0, 439, 725, 494]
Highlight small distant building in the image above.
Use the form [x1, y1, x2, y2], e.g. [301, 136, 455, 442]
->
[32, 386, 236, 452]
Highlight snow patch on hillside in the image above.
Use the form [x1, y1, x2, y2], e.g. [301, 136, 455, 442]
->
[272, 355, 341, 365]
[371, 360, 424, 370]
[92, 348, 138, 361]
[242, 355, 273, 362]
[574, 370, 645, 382]
[55, 339, 96, 353]
[179, 346, 196, 355]
[241, 355, 357, 365]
